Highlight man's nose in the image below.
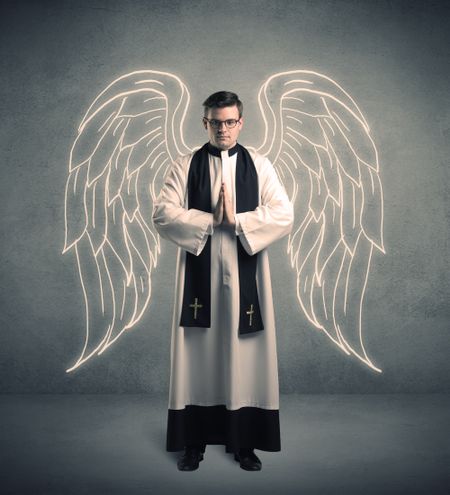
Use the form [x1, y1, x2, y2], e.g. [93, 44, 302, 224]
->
[217, 121, 228, 130]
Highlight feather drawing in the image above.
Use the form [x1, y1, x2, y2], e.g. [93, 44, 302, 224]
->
[63, 70, 385, 373]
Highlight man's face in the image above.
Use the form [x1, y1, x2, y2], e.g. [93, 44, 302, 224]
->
[203, 105, 243, 150]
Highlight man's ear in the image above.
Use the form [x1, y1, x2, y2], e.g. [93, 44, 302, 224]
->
[202, 117, 208, 130]
[239, 117, 244, 129]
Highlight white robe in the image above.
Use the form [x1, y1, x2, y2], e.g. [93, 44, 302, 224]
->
[152, 144, 294, 416]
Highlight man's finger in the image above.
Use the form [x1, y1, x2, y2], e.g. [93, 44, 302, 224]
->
[223, 185, 229, 200]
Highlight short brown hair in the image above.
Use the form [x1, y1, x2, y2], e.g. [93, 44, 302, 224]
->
[202, 91, 243, 118]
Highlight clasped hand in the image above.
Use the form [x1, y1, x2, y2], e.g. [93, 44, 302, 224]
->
[213, 182, 235, 229]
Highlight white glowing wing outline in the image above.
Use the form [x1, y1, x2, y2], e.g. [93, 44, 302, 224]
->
[62, 70, 191, 372]
[257, 70, 385, 372]
[63, 68, 384, 374]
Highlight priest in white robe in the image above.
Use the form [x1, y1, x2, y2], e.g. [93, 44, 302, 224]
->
[152, 91, 294, 471]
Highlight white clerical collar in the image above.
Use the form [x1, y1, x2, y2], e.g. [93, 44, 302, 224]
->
[206, 142, 239, 157]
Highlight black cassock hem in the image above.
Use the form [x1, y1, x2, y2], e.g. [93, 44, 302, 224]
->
[166, 404, 281, 453]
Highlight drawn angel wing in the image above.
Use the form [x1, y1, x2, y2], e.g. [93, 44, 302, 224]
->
[257, 70, 385, 372]
[62, 70, 191, 372]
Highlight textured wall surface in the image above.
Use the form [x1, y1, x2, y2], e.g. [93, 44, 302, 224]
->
[0, 0, 449, 393]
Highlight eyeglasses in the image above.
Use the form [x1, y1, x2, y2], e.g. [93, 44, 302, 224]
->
[203, 117, 241, 129]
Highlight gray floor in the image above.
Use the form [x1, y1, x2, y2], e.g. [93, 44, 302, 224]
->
[0, 394, 448, 495]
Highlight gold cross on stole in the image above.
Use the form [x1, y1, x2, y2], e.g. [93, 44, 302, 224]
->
[246, 304, 254, 326]
[189, 297, 203, 319]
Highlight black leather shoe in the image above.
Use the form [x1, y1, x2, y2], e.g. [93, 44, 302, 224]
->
[177, 446, 204, 471]
[234, 448, 262, 471]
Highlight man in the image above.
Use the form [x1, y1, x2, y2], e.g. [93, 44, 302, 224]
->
[152, 91, 294, 471]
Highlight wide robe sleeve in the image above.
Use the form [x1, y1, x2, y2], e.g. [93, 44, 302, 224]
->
[235, 157, 294, 256]
[152, 155, 214, 256]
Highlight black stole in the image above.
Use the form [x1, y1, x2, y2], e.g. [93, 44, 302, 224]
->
[179, 142, 264, 334]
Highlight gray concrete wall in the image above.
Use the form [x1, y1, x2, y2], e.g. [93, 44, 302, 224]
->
[0, 0, 449, 393]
